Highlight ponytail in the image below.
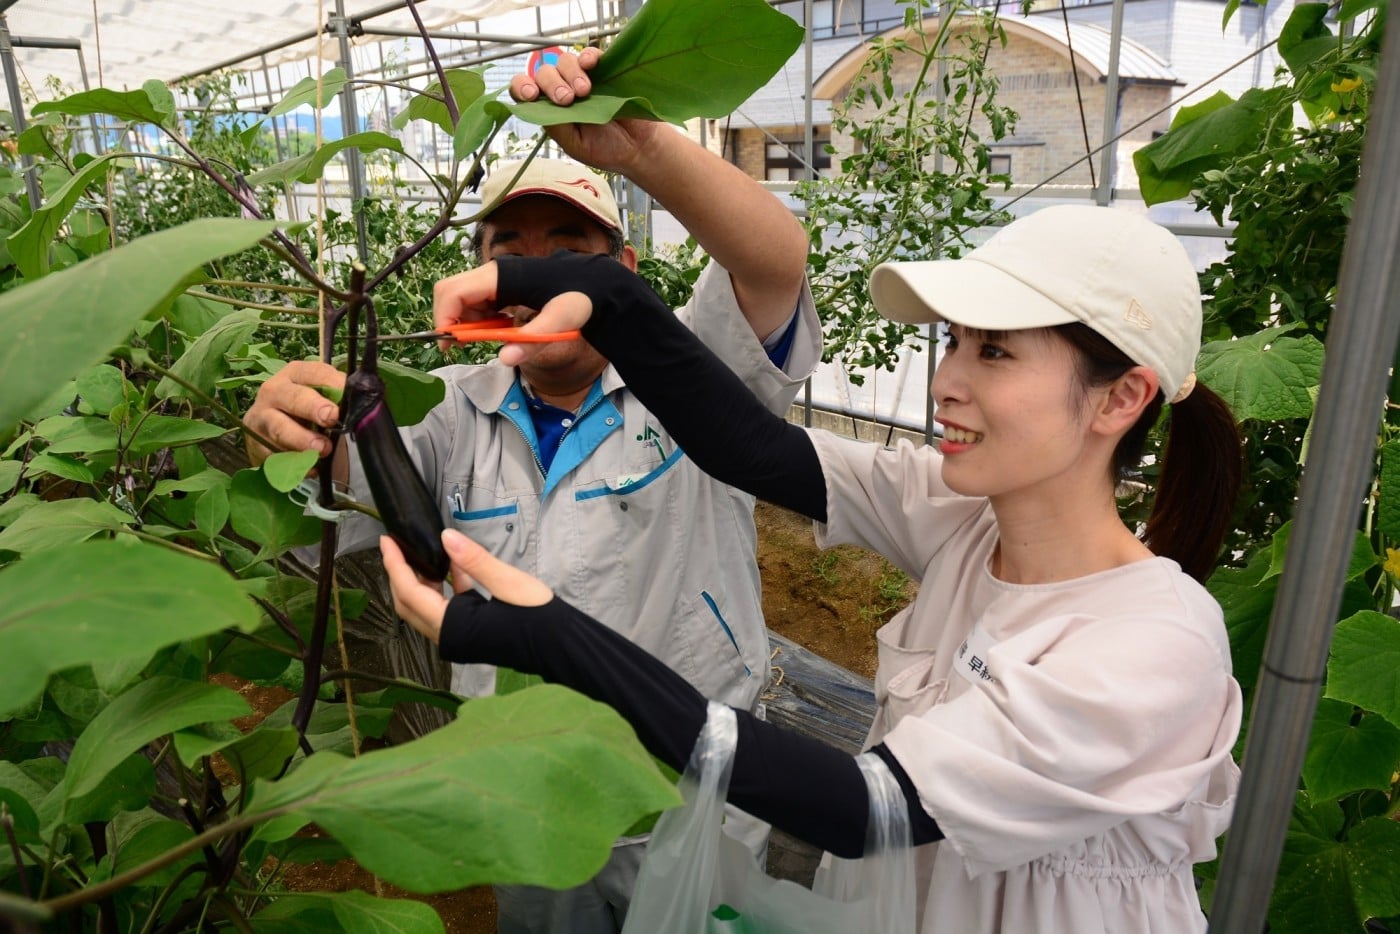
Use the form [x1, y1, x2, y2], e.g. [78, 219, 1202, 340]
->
[1057, 322, 1243, 583]
[1141, 383, 1242, 582]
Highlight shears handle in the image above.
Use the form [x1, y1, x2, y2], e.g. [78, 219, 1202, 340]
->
[442, 315, 581, 343]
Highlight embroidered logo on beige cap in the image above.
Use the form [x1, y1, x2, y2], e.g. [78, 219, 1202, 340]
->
[1123, 298, 1153, 330]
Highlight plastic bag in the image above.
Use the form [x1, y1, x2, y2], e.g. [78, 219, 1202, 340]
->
[622, 703, 916, 933]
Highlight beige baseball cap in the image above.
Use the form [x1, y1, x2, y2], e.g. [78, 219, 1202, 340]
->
[479, 158, 622, 232]
[869, 205, 1202, 402]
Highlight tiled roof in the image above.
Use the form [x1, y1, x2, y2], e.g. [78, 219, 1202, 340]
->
[1006, 13, 1179, 83]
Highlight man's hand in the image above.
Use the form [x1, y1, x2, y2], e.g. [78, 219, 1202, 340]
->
[244, 360, 344, 465]
[508, 47, 659, 175]
[382, 529, 553, 645]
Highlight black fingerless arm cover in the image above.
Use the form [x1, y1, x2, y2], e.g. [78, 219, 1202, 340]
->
[495, 252, 828, 523]
[441, 592, 942, 858]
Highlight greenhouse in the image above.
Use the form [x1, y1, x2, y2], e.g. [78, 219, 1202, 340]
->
[0, 0, 1394, 932]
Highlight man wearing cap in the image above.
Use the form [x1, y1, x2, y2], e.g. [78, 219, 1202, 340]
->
[244, 47, 818, 934]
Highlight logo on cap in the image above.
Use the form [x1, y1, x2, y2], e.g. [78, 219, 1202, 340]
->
[561, 178, 600, 198]
[1123, 298, 1153, 330]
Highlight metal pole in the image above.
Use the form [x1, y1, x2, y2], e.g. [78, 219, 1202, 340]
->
[357, 27, 568, 47]
[619, 0, 648, 248]
[803, 0, 814, 182]
[926, 15, 949, 447]
[1094, 0, 1125, 206]
[331, 0, 370, 261]
[801, 0, 815, 427]
[1209, 7, 1400, 931]
[73, 47, 104, 156]
[0, 14, 41, 210]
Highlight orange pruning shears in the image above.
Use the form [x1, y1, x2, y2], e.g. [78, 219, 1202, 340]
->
[375, 315, 581, 344]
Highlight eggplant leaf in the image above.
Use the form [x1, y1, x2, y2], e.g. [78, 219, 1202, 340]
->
[0, 539, 260, 717]
[509, 0, 803, 126]
[246, 685, 679, 893]
[0, 218, 277, 435]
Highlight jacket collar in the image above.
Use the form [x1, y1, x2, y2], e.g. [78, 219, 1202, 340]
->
[457, 359, 625, 413]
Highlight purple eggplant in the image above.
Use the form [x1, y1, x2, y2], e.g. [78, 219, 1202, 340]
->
[344, 370, 449, 581]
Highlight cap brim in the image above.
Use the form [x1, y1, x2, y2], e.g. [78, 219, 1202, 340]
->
[870, 258, 1079, 331]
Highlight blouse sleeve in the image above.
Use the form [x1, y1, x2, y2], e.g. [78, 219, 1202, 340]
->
[881, 605, 1242, 876]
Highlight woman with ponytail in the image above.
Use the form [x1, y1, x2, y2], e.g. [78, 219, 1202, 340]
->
[386, 205, 1245, 933]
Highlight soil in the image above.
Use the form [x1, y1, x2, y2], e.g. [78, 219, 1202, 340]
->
[233, 501, 914, 932]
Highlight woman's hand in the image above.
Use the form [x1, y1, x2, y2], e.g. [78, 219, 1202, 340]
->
[430, 259, 596, 366]
[381, 528, 553, 644]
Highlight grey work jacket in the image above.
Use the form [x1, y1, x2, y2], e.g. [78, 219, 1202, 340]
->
[339, 262, 821, 711]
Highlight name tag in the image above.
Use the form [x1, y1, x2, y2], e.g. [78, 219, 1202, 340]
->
[954, 624, 999, 687]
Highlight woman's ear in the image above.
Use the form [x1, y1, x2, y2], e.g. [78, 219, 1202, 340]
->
[1093, 365, 1158, 435]
[620, 243, 639, 272]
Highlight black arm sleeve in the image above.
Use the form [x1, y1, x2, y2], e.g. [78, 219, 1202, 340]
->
[440, 591, 942, 858]
[495, 252, 828, 523]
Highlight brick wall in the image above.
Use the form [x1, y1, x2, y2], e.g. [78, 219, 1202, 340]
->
[827, 24, 1172, 190]
[729, 123, 831, 179]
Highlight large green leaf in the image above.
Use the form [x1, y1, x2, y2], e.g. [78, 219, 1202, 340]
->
[155, 309, 261, 400]
[0, 498, 133, 556]
[246, 133, 405, 187]
[262, 450, 320, 493]
[0, 218, 277, 435]
[258, 695, 394, 756]
[268, 68, 350, 117]
[1278, 3, 1334, 78]
[1326, 610, 1400, 728]
[228, 468, 322, 557]
[380, 360, 447, 427]
[31, 80, 176, 128]
[1265, 521, 1377, 584]
[7, 151, 129, 279]
[62, 677, 249, 804]
[1303, 698, 1400, 801]
[1196, 327, 1324, 422]
[250, 889, 445, 934]
[510, 0, 803, 127]
[454, 97, 511, 164]
[51, 752, 154, 827]
[1271, 828, 1366, 934]
[124, 415, 230, 457]
[174, 722, 301, 783]
[1209, 548, 1277, 698]
[246, 685, 679, 893]
[25, 454, 96, 485]
[75, 363, 129, 415]
[392, 69, 487, 135]
[1132, 88, 1291, 205]
[33, 415, 118, 454]
[107, 819, 199, 889]
[1271, 816, 1400, 934]
[0, 539, 259, 716]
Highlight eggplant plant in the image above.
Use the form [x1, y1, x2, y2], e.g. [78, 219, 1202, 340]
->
[0, 0, 801, 929]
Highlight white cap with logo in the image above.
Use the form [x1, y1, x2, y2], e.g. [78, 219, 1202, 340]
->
[479, 158, 623, 232]
[869, 205, 1202, 403]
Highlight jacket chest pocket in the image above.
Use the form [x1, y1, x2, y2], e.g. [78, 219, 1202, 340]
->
[449, 486, 528, 561]
[574, 448, 685, 527]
